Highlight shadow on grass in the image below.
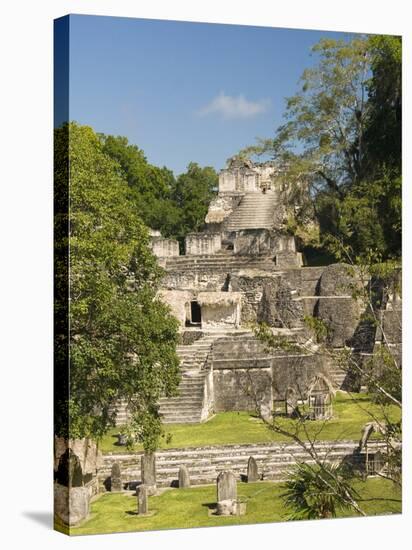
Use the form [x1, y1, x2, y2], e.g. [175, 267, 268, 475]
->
[125, 509, 157, 518]
[201, 502, 216, 510]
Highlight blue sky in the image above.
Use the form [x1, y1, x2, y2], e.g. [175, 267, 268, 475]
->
[65, 15, 355, 175]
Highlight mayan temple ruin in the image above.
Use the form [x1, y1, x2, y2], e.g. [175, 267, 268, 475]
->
[113, 157, 401, 427]
[49, 17, 403, 534]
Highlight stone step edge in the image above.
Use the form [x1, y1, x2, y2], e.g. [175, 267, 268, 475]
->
[103, 439, 384, 457]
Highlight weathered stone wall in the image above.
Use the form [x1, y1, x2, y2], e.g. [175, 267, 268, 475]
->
[195, 291, 241, 328]
[99, 440, 386, 489]
[162, 263, 326, 294]
[234, 229, 272, 256]
[160, 262, 371, 349]
[185, 233, 221, 255]
[157, 289, 193, 325]
[213, 368, 272, 412]
[271, 353, 332, 401]
[295, 267, 325, 295]
[315, 297, 362, 347]
[212, 336, 272, 363]
[276, 250, 303, 268]
[219, 170, 238, 192]
[217, 158, 282, 194]
[210, 335, 332, 405]
[54, 437, 102, 477]
[258, 277, 303, 328]
[230, 272, 281, 324]
[201, 302, 239, 328]
[377, 304, 402, 345]
[373, 285, 402, 370]
[151, 238, 179, 258]
[162, 270, 228, 291]
[205, 194, 243, 225]
[211, 337, 274, 413]
[54, 438, 102, 526]
[315, 264, 365, 348]
[232, 230, 297, 257]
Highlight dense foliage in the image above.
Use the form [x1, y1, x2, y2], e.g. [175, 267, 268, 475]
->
[55, 123, 181, 450]
[282, 463, 360, 519]
[100, 135, 218, 247]
[99, 134, 180, 237]
[241, 34, 401, 262]
[172, 162, 218, 244]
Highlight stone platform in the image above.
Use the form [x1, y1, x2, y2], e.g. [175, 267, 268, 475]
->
[99, 439, 386, 490]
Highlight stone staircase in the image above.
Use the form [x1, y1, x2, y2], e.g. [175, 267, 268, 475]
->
[112, 331, 246, 426]
[224, 192, 280, 231]
[329, 366, 348, 389]
[158, 334, 221, 424]
[100, 439, 387, 489]
[165, 254, 276, 273]
[113, 399, 130, 426]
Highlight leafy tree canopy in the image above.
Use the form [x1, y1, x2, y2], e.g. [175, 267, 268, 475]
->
[55, 122, 180, 450]
[100, 135, 218, 245]
[365, 35, 402, 170]
[240, 35, 401, 262]
[172, 162, 218, 242]
[99, 134, 180, 238]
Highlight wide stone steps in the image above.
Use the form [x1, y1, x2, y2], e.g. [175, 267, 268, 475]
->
[159, 404, 204, 413]
[224, 193, 280, 231]
[115, 411, 129, 424]
[169, 376, 205, 384]
[165, 255, 276, 272]
[113, 335, 216, 425]
[160, 384, 204, 395]
[111, 399, 130, 425]
[159, 415, 203, 424]
[100, 440, 387, 489]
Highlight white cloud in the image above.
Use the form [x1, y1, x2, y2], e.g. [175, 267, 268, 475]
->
[198, 92, 270, 119]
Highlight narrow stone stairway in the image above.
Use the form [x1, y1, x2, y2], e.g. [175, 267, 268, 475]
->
[158, 334, 218, 424]
[328, 365, 348, 390]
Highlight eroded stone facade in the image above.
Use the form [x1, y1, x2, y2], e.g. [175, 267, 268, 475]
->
[139, 158, 402, 424]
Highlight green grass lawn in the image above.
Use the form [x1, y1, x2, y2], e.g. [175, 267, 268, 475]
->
[70, 478, 401, 536]
[100, 392, 400, 453]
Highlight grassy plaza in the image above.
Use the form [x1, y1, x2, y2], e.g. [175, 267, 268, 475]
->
[70, 478, 401, 535]
[99, 393, 399, 453]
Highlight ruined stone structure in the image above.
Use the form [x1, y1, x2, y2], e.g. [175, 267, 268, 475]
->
[115, 157, 401, 426]
[100, 439, 387, 490]
[54, 438, 102, 526]
[56, 159, 402, 526]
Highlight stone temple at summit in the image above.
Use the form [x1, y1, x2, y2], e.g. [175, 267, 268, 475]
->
[116, 157, 401, 426]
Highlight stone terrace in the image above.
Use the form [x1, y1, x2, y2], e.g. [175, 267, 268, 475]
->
[100, 439, 386, 489]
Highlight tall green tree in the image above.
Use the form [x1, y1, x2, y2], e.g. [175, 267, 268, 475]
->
[364, 35, 401, 170]
[55, 123, 180, 451]
[325, 36, 402, 260]
[172, 162, 218, 242]
[242, 37, 371, 193]
[100, 134, 180, 238]
[241, 35, 401, 262]
[100, 135, 218, 244]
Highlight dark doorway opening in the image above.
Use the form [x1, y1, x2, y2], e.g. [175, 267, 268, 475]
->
[190, 301, 202, 325]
